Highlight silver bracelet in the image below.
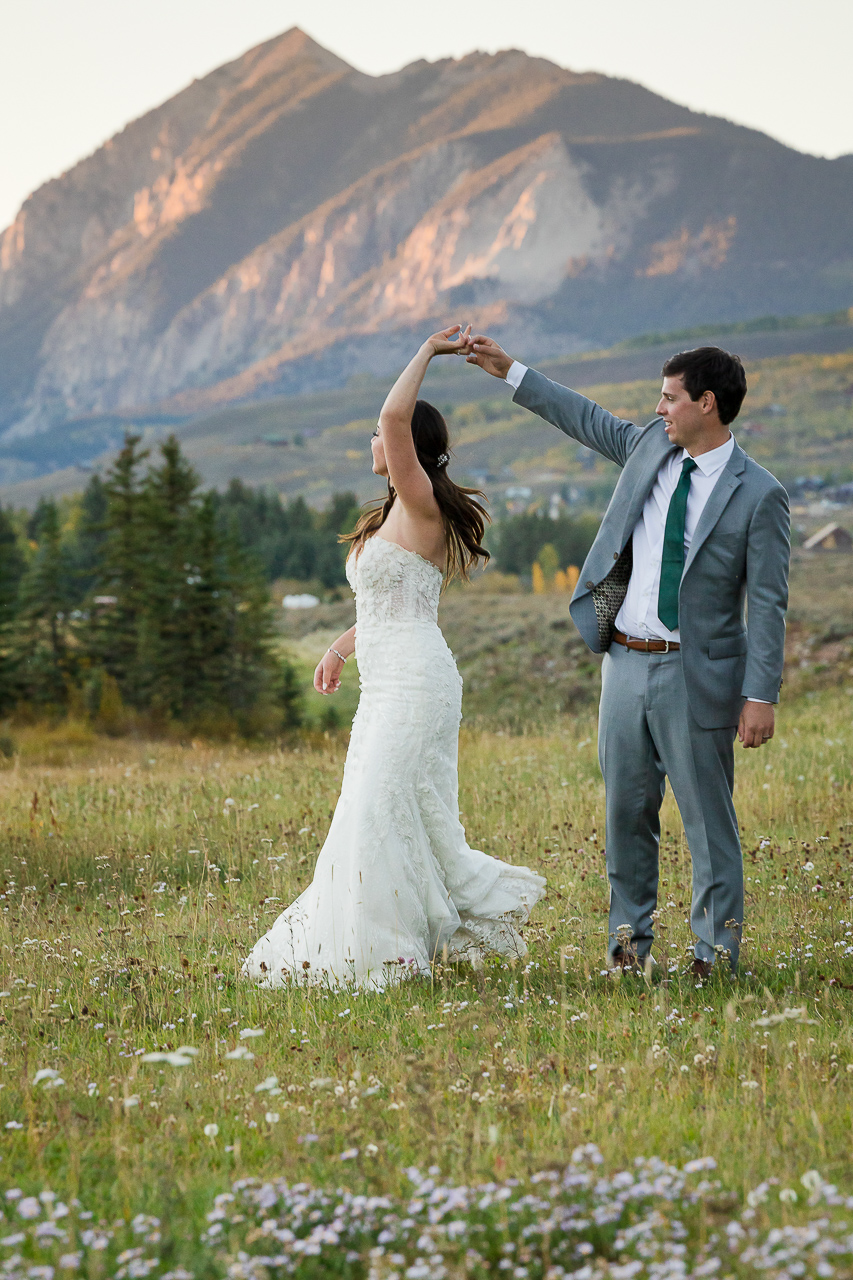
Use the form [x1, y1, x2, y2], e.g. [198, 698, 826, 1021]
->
[328, 647, 348, 664]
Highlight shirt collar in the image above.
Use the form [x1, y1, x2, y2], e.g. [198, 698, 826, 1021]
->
[680, 433, 734, 476]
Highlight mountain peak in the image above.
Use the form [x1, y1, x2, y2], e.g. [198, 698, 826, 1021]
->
[1, 35, 851, 441]
[235, 25, 358, 81]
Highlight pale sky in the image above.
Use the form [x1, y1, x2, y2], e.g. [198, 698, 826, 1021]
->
[3, 0, 852, 232]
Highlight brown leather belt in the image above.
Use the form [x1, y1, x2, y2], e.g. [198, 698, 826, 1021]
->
[612, 629, 680, 653]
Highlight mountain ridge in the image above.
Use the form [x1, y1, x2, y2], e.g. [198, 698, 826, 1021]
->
[1, 27, 852, 439]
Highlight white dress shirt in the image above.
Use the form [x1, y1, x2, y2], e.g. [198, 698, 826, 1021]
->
[505, 362, 767, 700]
[615, 434, 734, 643]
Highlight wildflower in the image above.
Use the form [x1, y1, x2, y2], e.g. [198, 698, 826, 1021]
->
[224, 1045, 254, 1061]
[203, 1123, 219, 1139]
[17, 1197, 41, 1219]
[141, 1051, 195, 1067]
[33, 1067, 64, 1088]
[571, 1144, 604, 1165]
[87, 1083, 99, 1097]
[779, 1188, 798, 1203]
[239, 1028, 264, 1039]
[365, 1143, 379, 1155]
[254, 1076, 281, 1094]
[340, 1147, 359, 1161]
[4, 1121, 23, 1130]
[124, 1096, 140, 1109]
[265, 1111, 280, 1124]
[801, 1169, 824, 1202]
[747, 1183, 769, 1207]
[753, 1007, 818, 1027]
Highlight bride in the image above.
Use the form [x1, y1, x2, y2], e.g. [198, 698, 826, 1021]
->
[242, 326, 546, 989]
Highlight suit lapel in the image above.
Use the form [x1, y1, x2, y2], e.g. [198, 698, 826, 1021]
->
[618, 423, 677, 546]
[682, 441, 747, 577]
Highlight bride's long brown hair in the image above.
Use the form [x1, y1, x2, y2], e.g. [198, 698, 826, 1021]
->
[341, 400, 490, 582]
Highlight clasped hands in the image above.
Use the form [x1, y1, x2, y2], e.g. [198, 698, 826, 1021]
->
[424, 325, 513, 379]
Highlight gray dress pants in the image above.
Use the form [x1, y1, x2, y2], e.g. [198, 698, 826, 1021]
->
[598, 642, 743, 968]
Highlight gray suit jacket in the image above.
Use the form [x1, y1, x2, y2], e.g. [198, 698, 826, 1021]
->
[514, 369, 790, 730]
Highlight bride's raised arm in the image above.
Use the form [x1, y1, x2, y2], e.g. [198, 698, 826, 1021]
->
[377, 325, 470, 514]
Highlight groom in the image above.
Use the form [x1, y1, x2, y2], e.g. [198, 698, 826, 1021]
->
[467, 337, 790, 975]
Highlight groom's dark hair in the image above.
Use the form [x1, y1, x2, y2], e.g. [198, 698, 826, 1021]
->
[661, 346, 747, 425]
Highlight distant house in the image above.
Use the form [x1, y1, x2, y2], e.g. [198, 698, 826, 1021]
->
[802, 523, 853, 552]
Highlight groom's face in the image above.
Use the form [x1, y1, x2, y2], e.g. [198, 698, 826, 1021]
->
[656, 375, 714, 449]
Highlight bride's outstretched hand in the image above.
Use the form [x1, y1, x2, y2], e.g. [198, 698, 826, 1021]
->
[425, 324, 472, 357]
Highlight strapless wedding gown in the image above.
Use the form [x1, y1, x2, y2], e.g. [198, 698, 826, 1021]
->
[242, 535, 546, 990]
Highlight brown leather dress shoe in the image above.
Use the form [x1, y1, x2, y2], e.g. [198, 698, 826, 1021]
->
[689, 958, 714, 980]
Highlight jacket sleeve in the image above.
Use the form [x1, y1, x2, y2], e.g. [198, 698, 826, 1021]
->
[513, 367, 644, 468]
[742, 484, 790, 703]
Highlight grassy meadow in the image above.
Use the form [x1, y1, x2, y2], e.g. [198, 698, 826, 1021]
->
[1, 559, 852, 1276]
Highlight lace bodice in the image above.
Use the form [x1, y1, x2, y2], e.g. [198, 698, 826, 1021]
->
[346, 536, 442, 628]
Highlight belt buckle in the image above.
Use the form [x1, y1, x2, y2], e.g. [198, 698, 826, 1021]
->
[662, 640, 671, 654]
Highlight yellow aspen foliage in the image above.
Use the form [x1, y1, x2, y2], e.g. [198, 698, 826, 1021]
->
[554, 569, 568, 592]
[532, 561, 546, 594]
[566, 564, 580, 593]
[537, 543, 560, 584]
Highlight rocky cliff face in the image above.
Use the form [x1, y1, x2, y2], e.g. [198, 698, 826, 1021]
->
[2, 28, 852, 437]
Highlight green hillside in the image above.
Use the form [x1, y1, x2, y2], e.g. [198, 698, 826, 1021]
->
[3, 335, 852, 517]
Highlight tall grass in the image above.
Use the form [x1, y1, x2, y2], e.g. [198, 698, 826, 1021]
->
[0, 684, 850, 1273]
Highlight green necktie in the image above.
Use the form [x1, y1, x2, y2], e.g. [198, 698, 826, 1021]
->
[657, 457, 697, 631]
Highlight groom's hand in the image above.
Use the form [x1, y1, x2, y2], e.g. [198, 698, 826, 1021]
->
[466, 335, 513, 380]
[738, 700, 775, 748]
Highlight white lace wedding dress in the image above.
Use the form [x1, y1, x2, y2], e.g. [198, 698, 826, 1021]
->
[242, 535, 546, 990]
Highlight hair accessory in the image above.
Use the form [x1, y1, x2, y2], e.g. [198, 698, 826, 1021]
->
[436, 453, 449, 468]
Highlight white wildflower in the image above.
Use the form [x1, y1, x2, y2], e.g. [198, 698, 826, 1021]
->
[254, 1076, 281, 1094]
[224, 1045, 254, 1061]
[33, 1068, 64, 1088]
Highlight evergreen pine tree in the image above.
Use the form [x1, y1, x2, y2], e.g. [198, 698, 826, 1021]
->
[13, 500, 76, 709]
[0, 506, 26, 714]
[135, 435, 203, 719]
[68, 475, 110, 604]
[219, 508, 277, 726]
[91, 435, 149, 704]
